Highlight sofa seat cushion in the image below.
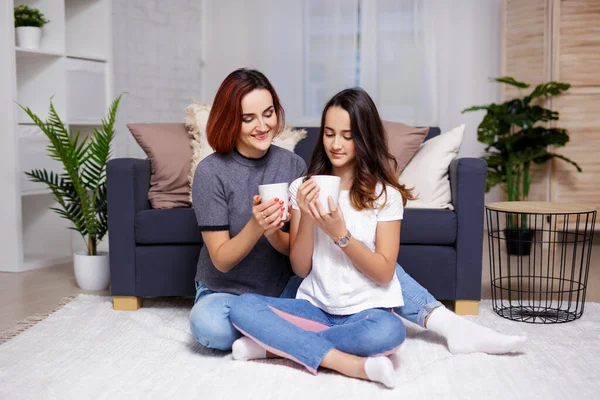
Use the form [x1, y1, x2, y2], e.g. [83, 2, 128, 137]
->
[401, 209, 456, 245]
[135, 208, 202, 245]
[135, 207, 456, 246]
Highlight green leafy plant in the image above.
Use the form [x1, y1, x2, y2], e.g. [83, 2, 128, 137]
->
[14, 4, 50, 28]
[20, 96, 123, 256]
[463, 77, 581, 203]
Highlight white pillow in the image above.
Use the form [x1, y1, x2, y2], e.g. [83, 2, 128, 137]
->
[399, 124, 464, 210]
[185, 102, 213, 202]
[184, 101, 307, 202]
[273, 125, 307, 152]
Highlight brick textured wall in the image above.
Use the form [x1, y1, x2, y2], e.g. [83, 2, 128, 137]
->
[112, 0, 204, 158]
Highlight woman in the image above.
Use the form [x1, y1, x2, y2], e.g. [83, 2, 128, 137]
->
[190, 68, 305, 351]
[189, 69, 526, 357]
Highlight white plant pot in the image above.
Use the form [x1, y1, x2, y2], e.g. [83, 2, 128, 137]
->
[16, 26, 42, 50]
[73, 251, 110, 291]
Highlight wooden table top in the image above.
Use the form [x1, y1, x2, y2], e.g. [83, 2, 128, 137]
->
[485, 201, 597, 214]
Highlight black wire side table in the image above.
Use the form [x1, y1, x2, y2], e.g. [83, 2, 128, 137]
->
[486, 202, 596, 324]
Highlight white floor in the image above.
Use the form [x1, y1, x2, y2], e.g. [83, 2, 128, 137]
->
[1, 295, 598, 399]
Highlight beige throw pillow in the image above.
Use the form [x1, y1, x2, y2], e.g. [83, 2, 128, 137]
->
[382, 120, 430, 174]
[128, 123, 193, 209]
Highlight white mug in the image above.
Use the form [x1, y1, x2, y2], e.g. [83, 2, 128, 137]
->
[310, 175, 341, 213]
[258, 182, 289, 220]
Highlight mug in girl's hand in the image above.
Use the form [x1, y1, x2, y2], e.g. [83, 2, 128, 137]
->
[310, 175, 341, 213]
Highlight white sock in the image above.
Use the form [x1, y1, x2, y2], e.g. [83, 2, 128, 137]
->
[231, 337, 267, 361]
[426, 306, 527, 355]
[364, 357, 396, 389]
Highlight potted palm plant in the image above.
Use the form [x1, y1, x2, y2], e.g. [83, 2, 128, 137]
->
[20, 95, 123, 290]
[463, 77, 581, 255]
[14, 4, 49, 50]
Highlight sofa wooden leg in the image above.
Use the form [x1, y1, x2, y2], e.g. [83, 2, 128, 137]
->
[113, 296, 142, 311]
[454, 300, 479, 315]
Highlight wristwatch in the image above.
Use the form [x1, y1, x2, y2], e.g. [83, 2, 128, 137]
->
[335, 230, 352, 248]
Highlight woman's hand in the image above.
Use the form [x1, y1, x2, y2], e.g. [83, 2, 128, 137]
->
[311, 196, 347, 241]
[296, 179, 320, 217]
[252, 195, 284, 237]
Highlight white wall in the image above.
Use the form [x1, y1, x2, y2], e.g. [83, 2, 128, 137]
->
[200, 0, 306, 123]
[432, 0, 502, 160]
[112, 0, 204, 158]
[429, 0, 503, 203]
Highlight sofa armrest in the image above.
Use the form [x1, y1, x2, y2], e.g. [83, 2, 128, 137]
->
[449, 157, 487, 300]
[107, 158, 151, 295]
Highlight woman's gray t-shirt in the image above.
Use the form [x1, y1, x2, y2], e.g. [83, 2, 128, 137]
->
[192, 146, 307, 297]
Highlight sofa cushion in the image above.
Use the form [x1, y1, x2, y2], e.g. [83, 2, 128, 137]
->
[382, 120, 429, 173]
[401, 125, 464, 210]
[135, 207, 456, 246]
[401, 209, 456, 245]
[128, 123, 192, 209]
[135, 208, 202, 245]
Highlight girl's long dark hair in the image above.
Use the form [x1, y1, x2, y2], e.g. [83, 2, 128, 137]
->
[306, 88, 415, 210]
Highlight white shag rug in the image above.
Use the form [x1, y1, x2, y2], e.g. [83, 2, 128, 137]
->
[0, 295, 599, 400]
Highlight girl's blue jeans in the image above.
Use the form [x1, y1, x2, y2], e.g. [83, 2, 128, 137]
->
[230, 294, 406, 373]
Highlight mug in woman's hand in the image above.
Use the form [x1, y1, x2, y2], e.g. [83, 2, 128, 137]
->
[258, 182, 289, 219]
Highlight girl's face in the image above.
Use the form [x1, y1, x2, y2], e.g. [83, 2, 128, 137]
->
[236, 89, 277, 158]
[323, 106, 356, 170]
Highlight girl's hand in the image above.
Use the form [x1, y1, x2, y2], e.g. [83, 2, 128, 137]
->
[252, 195, 285, 236]
[296, 179, 320, 218]
[311, 196, 347, 241]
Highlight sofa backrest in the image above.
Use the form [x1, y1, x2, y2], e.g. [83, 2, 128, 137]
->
[293, 126, 441, 167]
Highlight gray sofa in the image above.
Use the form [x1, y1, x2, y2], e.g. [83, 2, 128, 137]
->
[107, 127, 487, 314]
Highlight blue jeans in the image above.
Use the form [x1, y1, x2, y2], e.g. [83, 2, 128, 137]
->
[189, 264, 441, 351]
[229, 294, 406, 373]
[395, 264, 444, 327]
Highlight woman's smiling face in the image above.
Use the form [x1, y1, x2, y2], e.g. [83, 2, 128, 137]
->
[236, 89, 278, 158]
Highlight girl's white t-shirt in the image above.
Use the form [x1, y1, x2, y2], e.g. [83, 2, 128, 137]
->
[289, 177, 404, 315]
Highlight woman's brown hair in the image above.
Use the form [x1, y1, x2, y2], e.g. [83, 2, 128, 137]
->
[206, 68, 285, 154]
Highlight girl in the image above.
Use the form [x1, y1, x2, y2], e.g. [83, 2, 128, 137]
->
[228, 88, 526, 388]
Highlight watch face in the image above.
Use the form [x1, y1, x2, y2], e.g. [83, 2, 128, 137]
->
[338, 237, 350, 247]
